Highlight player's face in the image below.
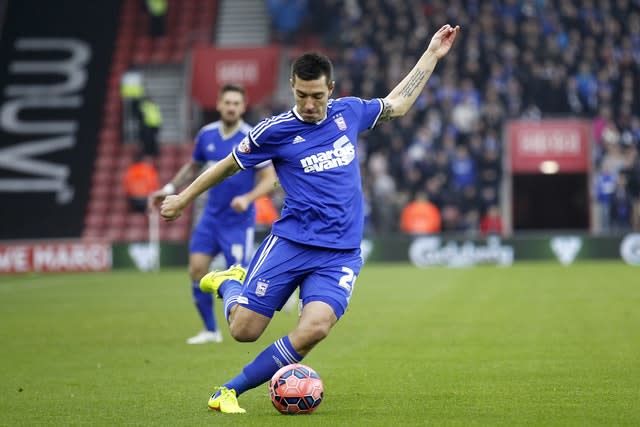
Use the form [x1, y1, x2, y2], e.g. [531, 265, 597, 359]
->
[291, 75, 334, 123]
[217, 91, 246, 125]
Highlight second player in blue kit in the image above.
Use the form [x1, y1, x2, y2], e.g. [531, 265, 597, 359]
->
[149, 84, 276, 345]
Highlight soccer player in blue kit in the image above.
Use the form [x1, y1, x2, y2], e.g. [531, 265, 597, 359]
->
[149, 84, 276, 345]
[160, 24, 460, 413]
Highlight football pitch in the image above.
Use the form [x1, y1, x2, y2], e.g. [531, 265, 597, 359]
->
[1, 262, 638, 426]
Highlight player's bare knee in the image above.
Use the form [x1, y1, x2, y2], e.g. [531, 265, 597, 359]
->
[299, 322, 331, 345]
[188, 264, 208, 281]
[228, 322, 261, 342]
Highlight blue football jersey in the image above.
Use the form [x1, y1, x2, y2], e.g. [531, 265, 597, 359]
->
[232, 97, 384, 249]
[193, 120, 260, 224]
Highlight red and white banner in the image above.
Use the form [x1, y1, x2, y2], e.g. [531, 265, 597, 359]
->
[508, 120, 592, 173]
[190, 45, 281, 108]
[0, 241, 111, 273]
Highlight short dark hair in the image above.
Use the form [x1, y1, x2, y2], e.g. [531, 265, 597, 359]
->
[219, 84, 246, 99]
[291, 52, 333, 83]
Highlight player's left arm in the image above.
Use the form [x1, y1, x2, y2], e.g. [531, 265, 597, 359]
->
[230, 163, 278, 213]
[378, 24, 460, 123]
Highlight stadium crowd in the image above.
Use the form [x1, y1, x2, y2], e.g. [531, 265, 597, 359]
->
[264, 0, 640, 235]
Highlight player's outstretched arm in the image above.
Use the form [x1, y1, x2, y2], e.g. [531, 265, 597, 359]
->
[230, 164, 278, 213]
[160, 153, 240, 221]
[147, 161, 201, 212]
[379, 24, 460, 122]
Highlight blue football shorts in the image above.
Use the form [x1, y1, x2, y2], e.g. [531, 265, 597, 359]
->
[238, 234, 363, 319]
[189, 214, 254, 267]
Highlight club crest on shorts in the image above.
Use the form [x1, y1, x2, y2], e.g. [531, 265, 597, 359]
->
[333, 115, 347, 131]
[256, 280, 269, 296]
[238, 137, 251, 153]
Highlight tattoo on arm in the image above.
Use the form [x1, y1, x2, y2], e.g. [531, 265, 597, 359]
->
[378, 99, 395, 123]
[398, 69, 427, 98]
[379, 68, 428, 123]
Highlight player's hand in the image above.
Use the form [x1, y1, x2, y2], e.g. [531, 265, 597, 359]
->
[147, 189, 168, 212]
[427, 24, 461, 59]
[230, 195, 251, 213]
[160, 195, 185, 221]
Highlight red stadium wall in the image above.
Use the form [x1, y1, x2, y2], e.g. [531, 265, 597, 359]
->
[190, 45, 281, 108]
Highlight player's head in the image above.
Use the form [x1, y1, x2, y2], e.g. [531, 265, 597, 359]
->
[217, 84, 247, 126]
[290, 52, 335, 123]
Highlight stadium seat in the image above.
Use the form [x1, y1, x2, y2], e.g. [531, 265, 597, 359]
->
[107, 214, 127, 229]
[105, 228, 125, 242]
[126, 214, 148, 228]
[82, 227, 104, 239]
[85, 213, 106, 229]
[123, 227, 147, 242]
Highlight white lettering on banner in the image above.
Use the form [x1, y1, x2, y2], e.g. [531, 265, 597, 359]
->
[216, 61, 258, 84]
[519, 130, 581, 155]
[0, 242, 111, 273]
[0, 246, 30, 273]
[409, 236, 514, 268]
[0, 38, 90, 204]
[33, 244, 109, 271]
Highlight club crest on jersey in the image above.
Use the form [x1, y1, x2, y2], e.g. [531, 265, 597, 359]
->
[333, 115, 347, 131]
[256, 280, 269, 296]
[238, 137, 251, 154]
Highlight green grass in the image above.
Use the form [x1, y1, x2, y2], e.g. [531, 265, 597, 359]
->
[1, 262, 639, 426]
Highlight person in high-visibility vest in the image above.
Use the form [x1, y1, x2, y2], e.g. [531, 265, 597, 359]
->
[120, 70, 145, 144]
[138, 97, 162, 157]
[145, 0, 167, 37]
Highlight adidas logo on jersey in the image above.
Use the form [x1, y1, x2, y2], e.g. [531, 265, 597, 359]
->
[300, 135, 355, 173]
[293, 135, 306, 144]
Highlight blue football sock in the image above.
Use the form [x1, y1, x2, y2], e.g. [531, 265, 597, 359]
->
[224, 336, 303, 396]
[219, 279, 243, 323]
[192, 280, 215, 331]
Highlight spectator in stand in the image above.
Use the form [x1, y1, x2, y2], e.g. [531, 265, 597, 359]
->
[120, 69, 144, 145]
[595, 163, 617, 233]
[480, 205, 503, 236]
[610, 173, 633, 232]
[459, 184, 481, 234]
[138, 96, 162, 158]
[266, 0, 309, 44]
[123, 152, 160, 213]
[450, 145, 477, 191]
[254, 195, 279, 232]
[400, 192, 441, 234]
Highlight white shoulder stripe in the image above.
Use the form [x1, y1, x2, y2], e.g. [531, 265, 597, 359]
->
[251, 111, 293, 137]
[251, 112, 292, 135]
[251, 115, 297, 141]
